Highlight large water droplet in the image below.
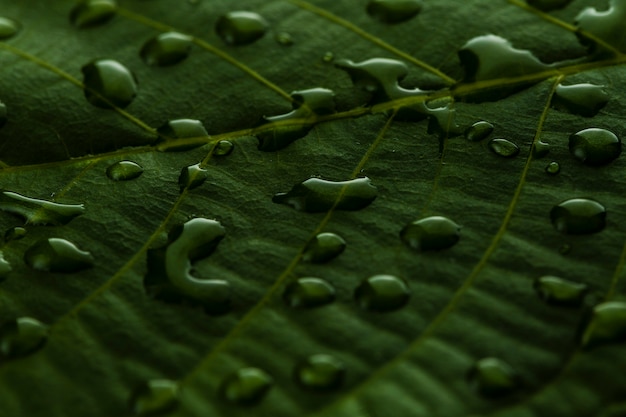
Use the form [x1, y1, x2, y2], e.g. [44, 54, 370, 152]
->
[144, 218, 230, 314]
[130, 379, 179, 416]
[488, 138, 520, 158]
[581, 301, 626, 348]
[283, 277, 336, 308]
[140, 32, 193, 67]
[355, 275, 410, 312]
[0, 317, 48, 359]
[526, 0, 572, 11]
[0, 190, 85, 225]
[0, 17, 20, 40]
[4, 226, 26, 242]
[400, 216, 461, 251]
[70, 0, 117, 28]
[273, 177, 377, 212]
[106, 161, 144, 181]
[534, 276, 588, 306]
[569, 128, 621, 166]
[221, 367, 273, 405]
[0, 251, 11, 282]
[294, 354, 346, 391]
[553, 84, 609, 117]
[178, 163, 208, 192]
[82, 59, 137, 109]
[24, 238, 94, 273]
[545, 161, 560, 175]
[0, 100, 7, 128]
[303, 232, 346, 263]
[214, 140, 234, 156]
[215, 11, 268, 46]
[157, 119, 209, 152]
[366, 0, 423, 24]
[465, 121, 494, 142]
[576, 0, 626, 53]
[550, 198, 606, 235]
[468, 357, 520, 398]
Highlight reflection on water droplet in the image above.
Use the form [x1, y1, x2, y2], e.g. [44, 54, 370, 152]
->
[295, 354, 345, 391]
[283, 277, 335, 308]
[0, 317, 48, 358]
[216, 11, 268, 46]
[367, 0, 423, 24]
[275, 32, 293, 46]
[0, 251, 11, 282]
[215, 140, 234, 156]
[569, 128, 621, 166]
[400, 216, 460, 251]
[273, 177, 377, 212]
[0, 17, 20, 40]
[82, 59, 137, 109]
[24, 238, 94, 273]
[0, 100, 7, 128]
[221, 367, 273, 405]
[355, 275, 410, 312]
[545, 161, 560, 175]
[144, 218, 230, 314]
[157, 119, 209, 152]
[106, 160, 143, 181]
[178, 163, 208, 192]
[140, 32, 193, 67]
[526, 0, 572, 11]
[4, 226, 26, 242]
[576, 1, 626, 53]
[465, 121, 494, 142]
[581, 301, 626, 348]
[303, 233, 346, 263]
[0, 190, 85, 225]
[534, 276, 588, 306]
[468, 357, 520, 398]
[553, 83, 609, 117]
[550, 198, 606, 235]
[533, 139, 550, 158]
[488, 138, 519, 158]
[130, 379, 179, 416]
[70, 0, 117, 28]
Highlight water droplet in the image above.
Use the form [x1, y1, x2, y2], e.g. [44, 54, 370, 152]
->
[559, 243, 572, 255]
[294, 354, 346, 391]
[534, 276, 588, 306]
[221, 367, 273, 405]
[24, 238, 94, 273]
[0, 190, 85, 225]
[550, 198, 606, 235]
[0, 17, 20, 40]
[0, 100, 6, 128]
[283, 277, 335, 308]
[366, 0, 423, 24]
[526, 0, 572, 11]
[468, 357, 520, 398]
[545, 161, 560, 175]
[82, 59, 137, 109]
[303, 232, 346, 263]
[581, 301, 626, 348]
[488, 138, 520, 158]
[215, 11, 268, 46]
[106, 160, 144, 181]
[533, 139, 550, 158]
[553, 83, 609, 117]
[144, 218, 230, 314]
[355, 275, 410, 312]
[465, 121, 494, 142]
[157, 119, 209, 152]
[273, 177, 377, 212]
[0, 317, 48, 359]
[569, 128, 621, 166]
[576, 0, 626, 53]
[70, 0, 117, 28]
[214, 140, 234, 156]
[140, 32, 193, 67]
[130, 379, 179, 416]
[400, 216, 461, 251]
[322, 51, 334, 62]
[4, 226, 26, 242]
[0, 251, 11, 282]
[275, 32, 293, 46]
[178, 163, 208, 192]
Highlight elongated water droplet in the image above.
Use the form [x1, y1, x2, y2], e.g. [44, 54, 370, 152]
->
[303, 233, 346, 263]
[216, 11, 268, 46]
[545, 161, 560, 175]
[0, 100, 7, 128]
[366, 0, 423, 24]
[295, 354, 345, 391]
[533, 139, 550, 158]
[581, 301, 626, 348]
[214, 140, 234, 156]
[400, 216, 460, 251]
[273, 177, 377, 212]
[4, 226, 26, 242]
[70, 0, 117, 28]
[0, 190, 85, 225]
[465, 121, 494, 142]
[130, 379, 179, 416]
[576, 0, 626, 53]
[0, 251, 11, 282]
[488, 138, 520, 158]
[0, 317, 48, 359]
[355, 275, 410, 312]
[157, 119, 209, 152]
[140, 32, 193, 67]
[25, 238, 94, 273]
[144, 218, 230, 314]
[82, 59, 137, 109]
[178, 163, 208, 192]
[221, 367, 273, 405]
[553, 84, 609, 117]
[283, 277, 335, 308]
[275, 32, 293, 46]
[526, 0, 572, 11]
[0, 17, 20, 40]
[534, 276, 588, 306]
[106, 161, 144, 181]
[550, 198, 606, 235]
[569, 128, 621, 166]
[468, 357, 520, 398]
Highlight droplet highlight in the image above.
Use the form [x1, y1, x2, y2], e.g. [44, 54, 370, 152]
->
[221, 367, 273, 405]
[465, 121, 494, 142]
[488, 138, 520, 158]
[0, 17, 20, 40]
[130, 379, 179, 416]
[215, 11, 268, 46]
[366, 0, 423, 24]
[581, 301, 626, 348]
[24, 238, 94, 273]
[140, 32, 193, 67]
[569, 128, 621, 166]
[553, 83, 609, 117]
[0, 317, 48, 359]
[400, 216, 460, 251]
[283, 277, 336, 308]
[106, 160, 144, 181]
[355, 275, 410, 312]
[303, 232, 346, 263]
[468, 357, 520, 398]
[0, 190, 85, 225]
[550, 198, 606, 235]
[294, 354, 346, 391]
[82, 59, 137, 109]
[0, 100, 6, 128]
[70, 0, 117, 28]
[534, 276, 588, 306]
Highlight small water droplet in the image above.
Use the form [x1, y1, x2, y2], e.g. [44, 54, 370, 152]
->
[0, 17, 20, 40]
[366, 0, 423, 24]
[82, 59, 137, 109]
[569, 128, 621, 166]
[552, 83, 609, 117]
[216, 11, 268, 46]
[275, 32, 293, 46]
[545, 161, 560, 175]
[465, 121, 494, 142]
[24, 238, 94, 273]
[157, 119, 209, 152]
[214, 140, 234, 156]
[70, 0, 117, 28]
[533, 139, 550, 158]
[559, 243, 572, 255]
[576, 0, 626, 53]
[294, 354, 346, 391]
[355, 275, 410, 312]
[550, 198, 606, 235]
[0, 317, 48, 359]
[178, 163, 208, 192]
[581, 301, 626, 348]
[0, 190, 85, 225]
[303, 232, 346, 263]
[0, 100, 7, 128]
[534, 276, 588, 306]
[106, 160, 144, 181]
[468, 357, 520, 398]
[273, 177, 377, 212]
[322, 51, 334, 62]
[4, 226, 26, 242]
[526, 0, 572, 11]
[130, 379, 179, 416]
[283, 277, 335, 308]
[140, 32, 193, 67]
[0, 251, 11, 282]
[488, 138, 520, 158]
[144, 218, 230, 314]
[400, 216, 460, 251]
[221, 367, 273, 405]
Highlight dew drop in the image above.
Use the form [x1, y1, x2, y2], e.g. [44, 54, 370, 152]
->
[550, 198, 606, 235]
[303, 233, 346, 263]
[0, 251, 11, 282]
[178, 163, 208, 192]
[366, 0, 423, 24]
[488, 138, 520, 158]
[106, 160, 144, 181]
[275, 32, 293, 46]
[283, 277, 336, 308]
[24, 238, 94, 273]
[273, 177, 377, 212]
[465, 121, 494, 142]
[144, 218, 230, 314]
[355, 275, 410, 312]
[82, 59, 137, 109]
[533, 139, 550, 158]
[569, 128, 621, 166]
[70, 0, 117, 28]
[0, 317, 48, 359]
[4, 226, 26, 242]
[526, 0, 572, 11]
[221, 367, 273, 405]
[553, 84, 609, 117]
[216, 11, 268, 46]
[534, 276, 588, 306]
[294, 354, 346, 391]
[400, 216, 461, 251]
[322, 51, 334, 62]
[545, 161, 560, 175]
[140, 32, 193, 67]
[0, 100, 7, 128]
[0, 190, 85, 225]
[581, 301, 626, 348]
[468, 357, 520, 398]
[130, 379, 179, 416]
[576, 0, 626, 53]
[0, 17, 20, 40]
[157, 119, 209, 152]
[214, 140, 234, 156]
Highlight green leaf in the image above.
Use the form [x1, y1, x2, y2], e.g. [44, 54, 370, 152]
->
[0, 0, 625, 416]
